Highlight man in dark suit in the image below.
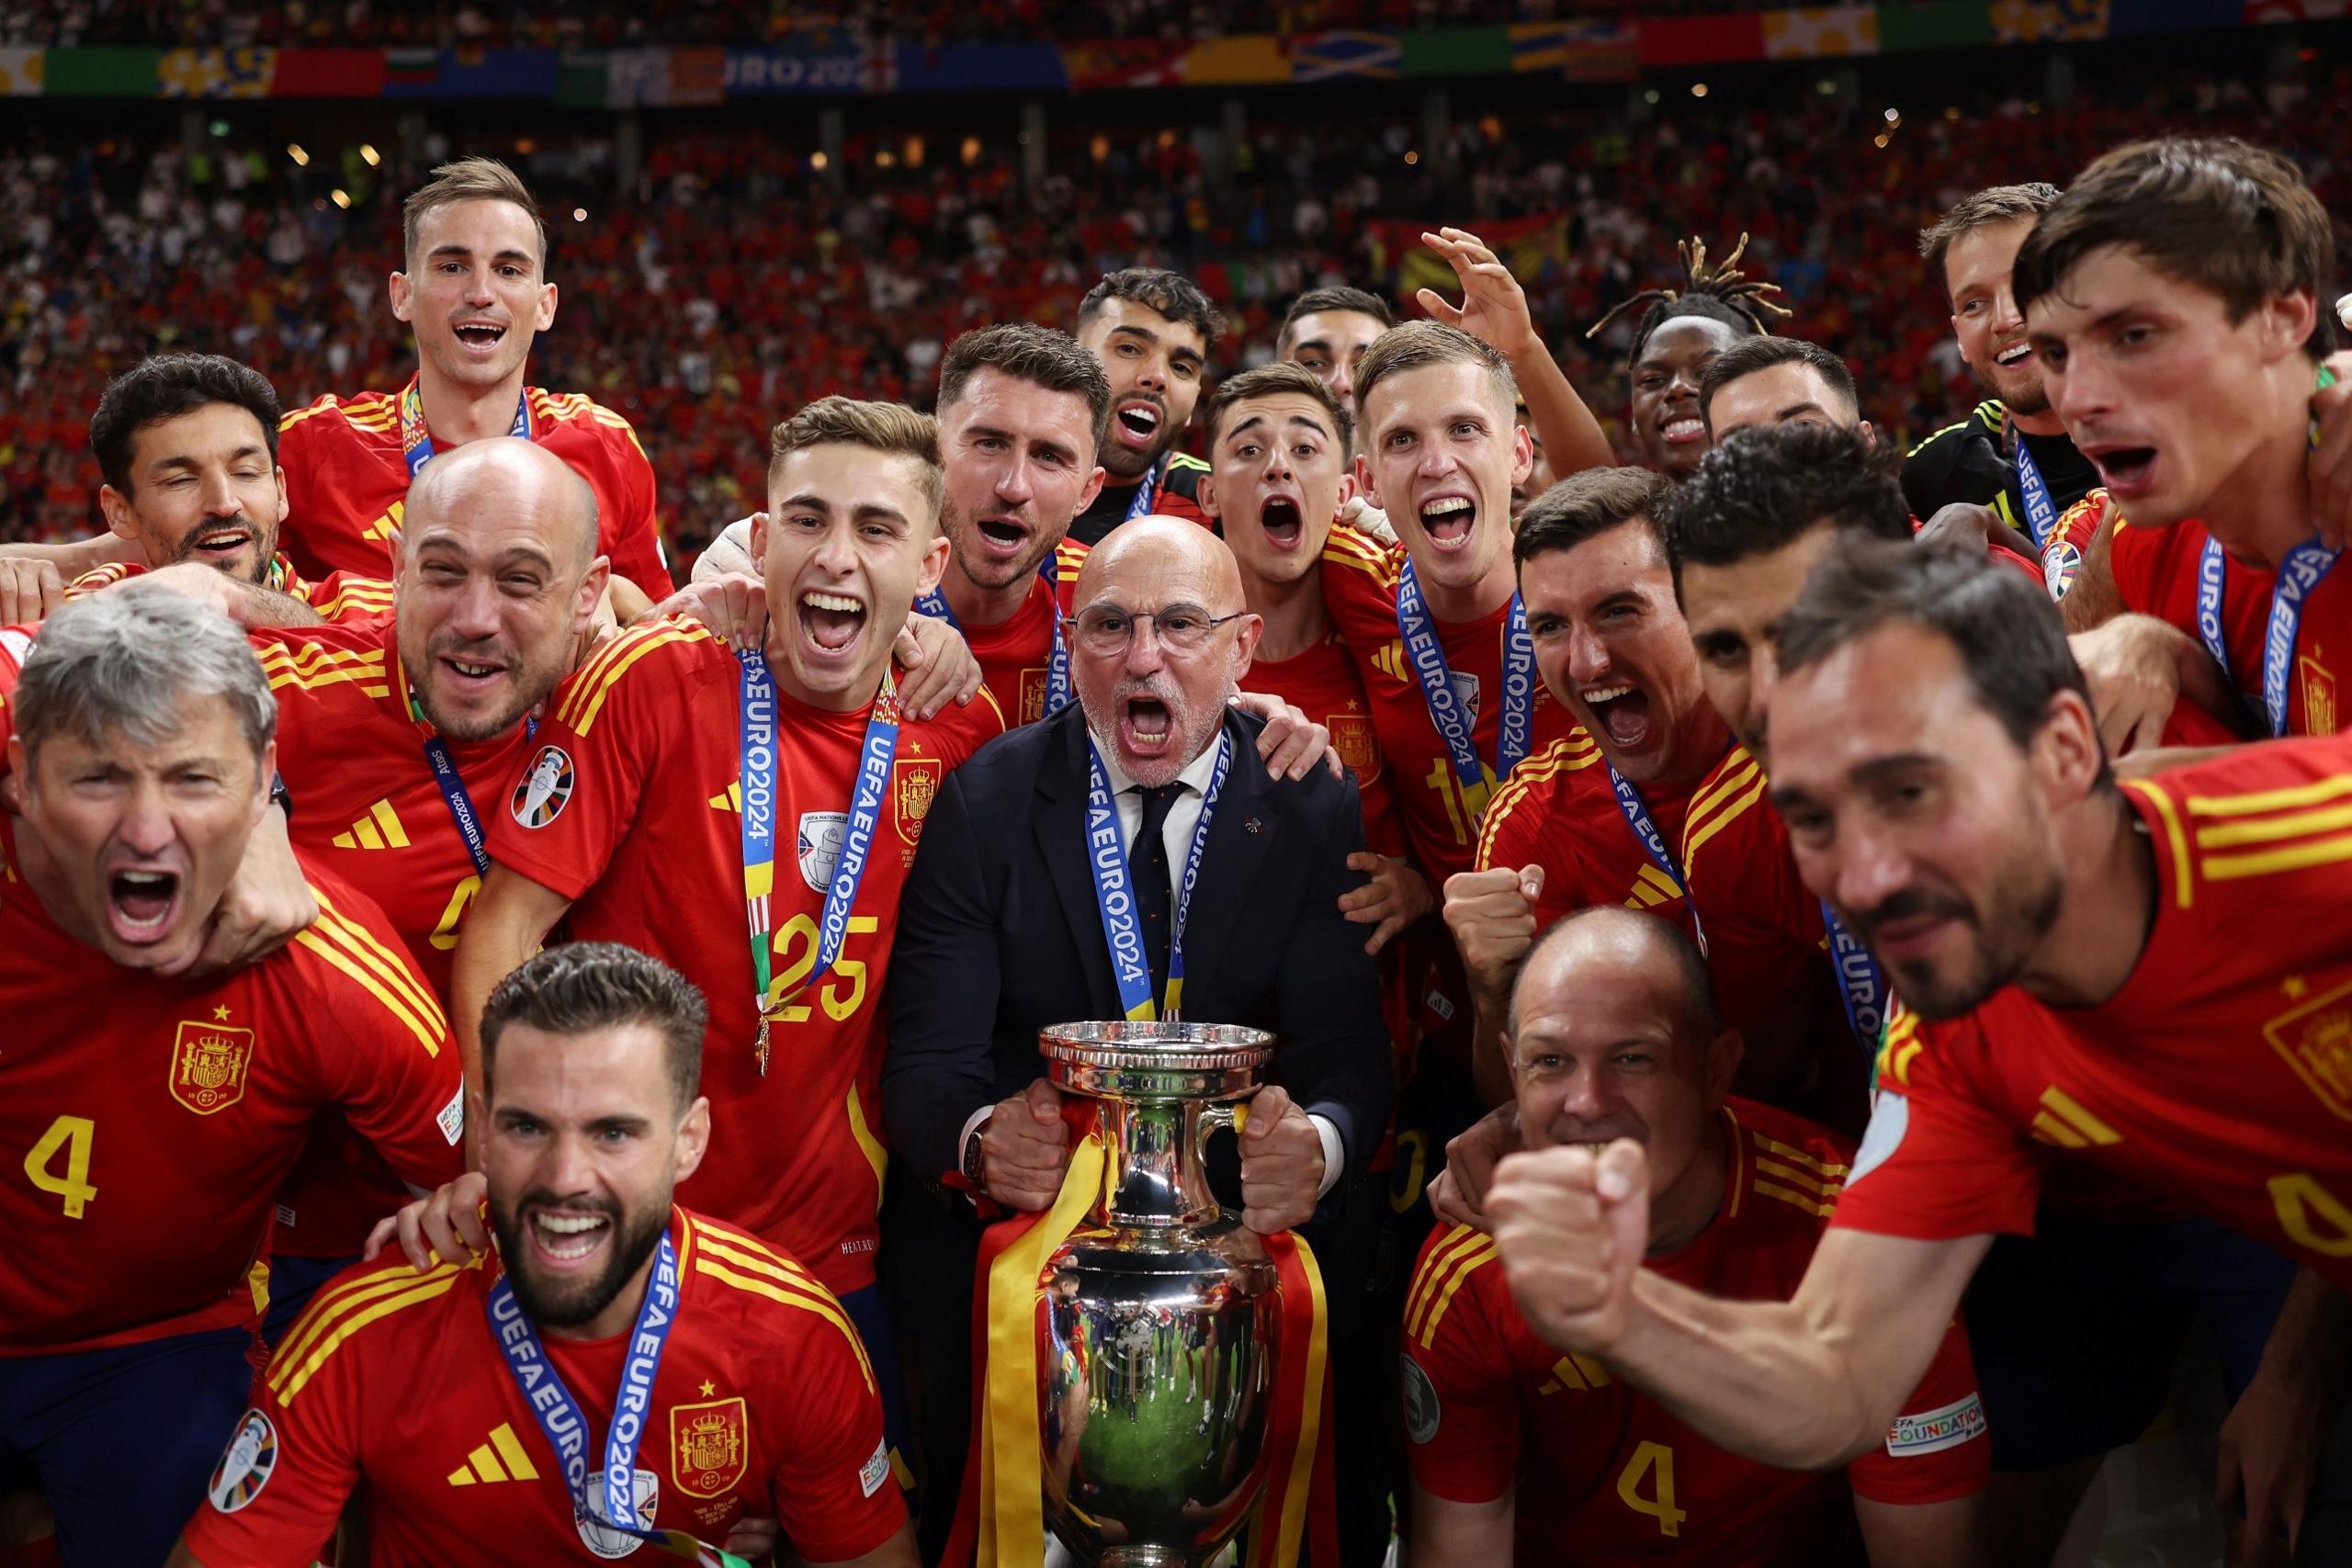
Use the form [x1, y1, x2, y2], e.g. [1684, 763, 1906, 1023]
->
[881, 515, 1394, 1561]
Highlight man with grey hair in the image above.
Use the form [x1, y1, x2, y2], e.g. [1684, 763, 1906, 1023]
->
[882, 515, 1392, 1555]
[0, 581, 466, 1566]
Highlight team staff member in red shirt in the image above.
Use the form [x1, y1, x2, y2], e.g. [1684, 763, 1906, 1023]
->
[0, 584, 465, 1566]
[1408, 908, 1987, 1567]
[175, 942, 914, 1568]
[0, 355, 390, 629]
[1485, 545, 2345, 1564]
[2020, 138, 2348, 742]
[275, 157, 671, 601]
[1068, 269, 1217, 545]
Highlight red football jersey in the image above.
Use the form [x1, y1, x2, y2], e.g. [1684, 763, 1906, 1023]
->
[255, 613, 541, 1258]
[183, 1208, 904, 1568]
[277, 383, 672, 599]
[954, 537, 1089, 728]
[1248, 626, 1408, 862]
[1475, 733, 1694, 936]
[486, 621, 1007, 1293]
[65, 552, 393, 626]
[2096, 491, 2346, 739]
[1838, 736, 2352, 1291]
[0, 826, 463, 1354]
[1403, 1099, 1987, 1567]
[1319, 529, 1576, 883]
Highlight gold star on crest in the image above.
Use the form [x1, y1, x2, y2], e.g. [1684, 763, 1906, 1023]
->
[2285, 976, 2310, 1000]
[699, 1379, 717, 1397]
[212, 1004, 232, 1021]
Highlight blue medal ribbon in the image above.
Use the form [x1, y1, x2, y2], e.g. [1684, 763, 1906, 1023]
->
[739, 652, 899, 1072]
[1604, 763, 1705, 957]
[2008, 420, 2057, 551]
[1082, 732, 1231, 1021]
[2262, 539, 2342, 738]
[1395, 558, 1534, 824]
[408, 691, 534, 881]
[399, 376, 532, 480]
[1821, 902, 1888, 1060]
[487, 1231, 680, 1540]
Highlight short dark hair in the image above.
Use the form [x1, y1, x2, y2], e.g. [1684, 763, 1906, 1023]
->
[935, 323, 1114, 458]
[1777, 539, 2099, 771]
[1514, 466, 1672, 570]
[1079, 267, 1226, 352]
[90, 355, 282, 496]
[1661, 423, 1910, 594]
[2013, 137, 2336, 360]
[1512, 906, 1720, 1044]
[1697, 336, 1860, 434]
[1276, 286, 1396, 356]
[1203, 360, 1353, 456]
[1917, 182, 2062, 282]
[481, 942, 708, 1115]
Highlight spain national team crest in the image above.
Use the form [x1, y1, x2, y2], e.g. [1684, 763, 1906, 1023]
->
[510, 744, 575, 829]
[1330, 712, 1380, 784]
[171, 1015, 254, 1116]
[671, 1396, 750, 1498]
[2301, 652, 2338, 737]
[893, 757, 943, 847]
[2265, 976, 2352, 1124]
[1018, 666, 1050, 727]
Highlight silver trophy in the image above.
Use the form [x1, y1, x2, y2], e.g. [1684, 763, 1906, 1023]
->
[1034, 1021, 1283, 1568]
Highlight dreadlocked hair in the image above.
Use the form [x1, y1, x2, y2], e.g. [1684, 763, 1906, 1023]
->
[1588, 232, 1793, 363]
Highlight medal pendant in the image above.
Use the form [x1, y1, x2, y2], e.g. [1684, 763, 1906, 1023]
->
[754, 1019, 771, 1077]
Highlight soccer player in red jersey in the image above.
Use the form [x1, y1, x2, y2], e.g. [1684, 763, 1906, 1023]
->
[1483, 544, 2341, 1562]
[1407, 909, 1986, 1567]
[274, 158, 671, 600]
[1068, 269, 1218, 545]
[0, 355, 390, 630]
[254, 437, 614, 1336]
[173, 942, 914, 1568]
[2019, 138, 2349, 741]
[912, 324, 1107, 725]
[1319, 321, 1578, 884]
[451, 400, 1004, 1495]
[0, 584, 464, 1565]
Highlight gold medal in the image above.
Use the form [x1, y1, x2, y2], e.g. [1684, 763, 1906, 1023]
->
[754, 1018, 771, 1077]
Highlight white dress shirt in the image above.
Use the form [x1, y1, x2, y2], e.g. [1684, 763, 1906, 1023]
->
[960, 726, 1344, 1199]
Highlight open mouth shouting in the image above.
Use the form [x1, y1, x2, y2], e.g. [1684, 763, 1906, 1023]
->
[799, 588, 868, 660]
[1113, 398, 1164, 455]
[1116, 684, 1179, 761]
[526, 1204, 615, 1270]
[1258, 492, 1306, 550]
[1581, 682, 1654, 751]
[106, 863, 184, 947]
[972, 512, 1033, 563]
[2082, 439, 2159, 501]
[1417, 493, 1477, 548]
[450, 317, 510, 358]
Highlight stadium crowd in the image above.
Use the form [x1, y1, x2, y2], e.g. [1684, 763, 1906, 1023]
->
[8, 56, 2337, 577]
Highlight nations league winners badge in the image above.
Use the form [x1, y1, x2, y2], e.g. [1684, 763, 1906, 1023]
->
[207, 1410, 278, 1514]
[577, 1468, 660, 1559]
[797, 812, 848, 892]
[510, 744, 576, 829]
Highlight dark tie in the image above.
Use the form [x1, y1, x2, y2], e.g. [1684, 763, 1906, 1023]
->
[1131, 784, 1182, 995]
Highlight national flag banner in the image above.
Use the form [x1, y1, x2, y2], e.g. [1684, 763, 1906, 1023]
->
[382, 47, 439, 91]
[1876, 1, 1997, 49]
[1989, 0, 2112, 41]
[1399, 27, 1510, 78]
[269, 48, 387, 96]
[666, 46, 728, 105]
[0, 47, 42, 96]
[1558, 19, 1639, 83]
[1173, 34, 1290, 85]
[39, 47, 161, 96]
[1760, 6, 1881, 58]
[1059, 39, 1190, 90]
[1369, 212, 1569, 300]
[1290, 30, 1403, 81]
[1638, 13, 1767, 65]
[158, 47, 277, 97]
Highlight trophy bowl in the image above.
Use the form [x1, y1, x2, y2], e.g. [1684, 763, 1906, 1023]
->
[1035, 1021, 1281, 1568]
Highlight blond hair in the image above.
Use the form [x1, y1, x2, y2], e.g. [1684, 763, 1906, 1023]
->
[767, 396, 945, 522]
[402, 156, 548, 272]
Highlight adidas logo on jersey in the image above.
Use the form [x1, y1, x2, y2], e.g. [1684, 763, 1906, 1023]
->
[331, 800, 410, 852]
[446, 1423, 541, 1486]
[1622, 863, 1680, 910]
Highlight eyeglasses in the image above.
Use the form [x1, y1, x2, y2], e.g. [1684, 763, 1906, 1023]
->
[1070, 603, 1248, 656]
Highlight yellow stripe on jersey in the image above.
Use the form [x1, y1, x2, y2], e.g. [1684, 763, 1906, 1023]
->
[688, 1233, 876, 1392]
[1473, 735, 1601, 870]
[313, 886, 445, 1026]
[555, 623, 708, 734]
[1403, 1224, 1492, 1344]
[2200, 833, 2352, 884]
[1317, 527, 1400, 583]
[1411, 1235, 1497, 1348]
[1752, 1179, 1838, 1217]
[1681, 756, 1769, 868]
[1754, 1156, 1838, 1196]
[2120, 779, 2194, 909]
[2186, 773, 2352, 818]
[259, 644, 390, 696]
[1904, 416, 1976, 460]
[1876, 1008, 1925, 1089]
[295, 898, 448, 1057]
[1053, 539, 1091, 572]
[1748, 1131, 1849, 1180]
[277, 1271, 466, 1404]
[269, 1258, 468, 1402]
[2193, 798, 2352, 849]
[277, 398, 347, 433]
[846, 1083, 888, 1191]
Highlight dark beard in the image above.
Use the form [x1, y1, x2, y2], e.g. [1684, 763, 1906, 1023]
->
[490, 1191, 670, 1331]
[1862, 863, 2064, 1021]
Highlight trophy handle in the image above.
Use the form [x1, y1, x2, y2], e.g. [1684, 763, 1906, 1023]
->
[1195, 1099, 1247, 1168]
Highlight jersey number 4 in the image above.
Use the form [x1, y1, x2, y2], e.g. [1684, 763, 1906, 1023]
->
[24, 1114, 97, 1218]
[1616, 1440, 1687, 1539]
